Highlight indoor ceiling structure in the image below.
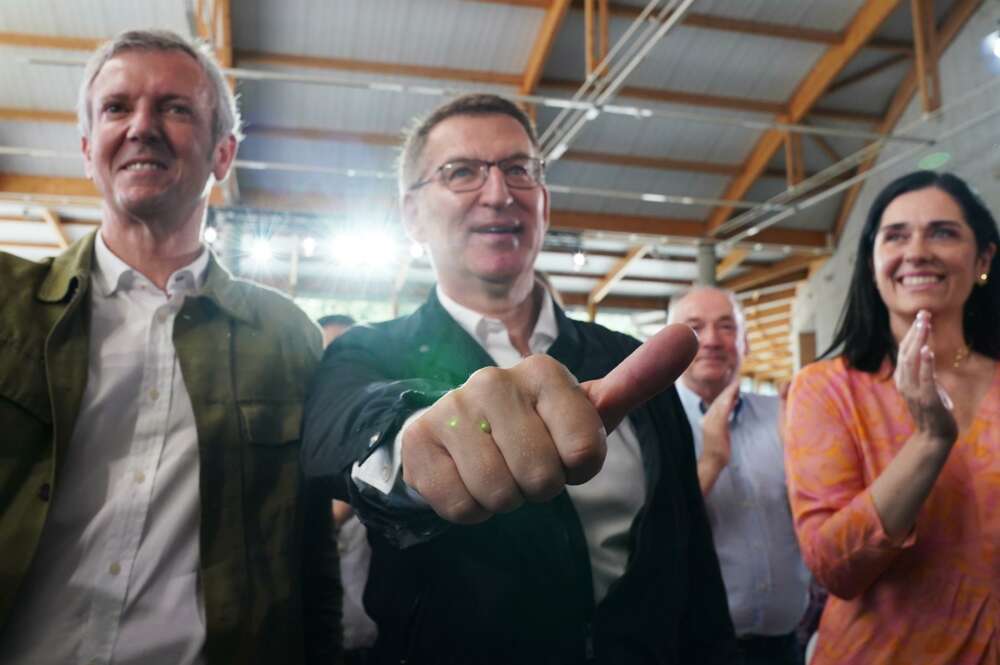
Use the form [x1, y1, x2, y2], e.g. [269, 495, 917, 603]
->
[0, 0, 992, 384]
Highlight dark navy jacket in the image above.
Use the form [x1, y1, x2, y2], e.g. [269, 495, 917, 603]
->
[302, 290, 736, 665]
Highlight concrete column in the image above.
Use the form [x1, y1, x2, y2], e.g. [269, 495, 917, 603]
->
[696, 241, 717, 286]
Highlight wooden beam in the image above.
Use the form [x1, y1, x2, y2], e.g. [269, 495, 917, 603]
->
[705, 0, 901, 236]
[561, 292, 670, 310]
[547, 270, 690, 286]
[235, 50, 523, 87]
[910, 0, 941, 114]
[0, 240, 63, 252]
[245, 124, 400, 146]
[737, 287, 798, 307]
[39, 208, 71, 249]
[0, 107, 76, 124]
[521, 0, 572, 94]
[550, 209, 830, 247]
[0, 31, 101, 51]
[722, 255, 819, 292]
[784, 131, 805, 187]
[562, 1, 911, 53]
[587, 244, 652, 319]
[744, 302, 792, 321]
[0, 173, 100, 199]
[564, 149, 741, 176]
[0, 173, 226, 206]
[584, 0, 595, 75]
[716, 247, 749, 280]
[833, 0, 980, 242]
[826, 52, 909, 93]
[540, 78, 785, 114]
[598, 0, 609, 64]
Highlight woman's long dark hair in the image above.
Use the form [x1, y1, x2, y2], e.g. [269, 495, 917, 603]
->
[822, 171, 1000, 372]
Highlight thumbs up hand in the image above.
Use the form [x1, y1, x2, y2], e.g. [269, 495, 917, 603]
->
[401, 324, 699, 524]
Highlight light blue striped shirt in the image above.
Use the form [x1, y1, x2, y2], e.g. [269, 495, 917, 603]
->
[677, 382, 810, 637]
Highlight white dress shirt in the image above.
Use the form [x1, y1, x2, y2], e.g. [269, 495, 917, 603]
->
[0, 233, 208, 665]
[354, 286, 646, 602]
[676, 382, 810, 637]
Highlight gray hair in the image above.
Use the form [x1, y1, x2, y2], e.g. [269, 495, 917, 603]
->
[668, 286, 747, 335]
[397, 93, 540, 196]
[76, 29, 243, 144]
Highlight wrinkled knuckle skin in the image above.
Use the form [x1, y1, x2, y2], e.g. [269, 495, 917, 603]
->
[562, 434, 607, 475]
[518, 469, 565, 502]
[481, 483, 523, 514]
[467, 366, 508, 392]
[440, 495, 487, 524]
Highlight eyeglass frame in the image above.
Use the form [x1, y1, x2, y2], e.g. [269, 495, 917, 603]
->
[407, 155, 546, 193]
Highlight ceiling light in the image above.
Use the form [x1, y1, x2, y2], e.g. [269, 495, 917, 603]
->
[331, 229, 399, 269]
[302, 236, 317, 257]
[203, 226, 218, 244]
[572, 250, 587, 271]
[917, 151, 952, 169]
[746, 226, 760, 237]
[249, 238, 272, 264]
[548, 144, 569, 160]
[641, 193, 668, 203]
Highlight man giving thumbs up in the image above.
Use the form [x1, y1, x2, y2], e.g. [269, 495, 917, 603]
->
[302, 94, 736, 665]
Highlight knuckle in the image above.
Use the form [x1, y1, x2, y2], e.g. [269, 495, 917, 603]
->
[480, 483, 523, 513]
[517, 468, 565, 501]
[439, 494, 487, 524]
[561, 432, 607, 473]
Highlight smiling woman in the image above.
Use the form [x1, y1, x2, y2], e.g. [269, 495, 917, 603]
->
[783, 171, 1000, 665]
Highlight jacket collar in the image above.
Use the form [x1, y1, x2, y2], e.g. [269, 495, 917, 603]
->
[415, 285, 584, 381]
[36, 229, 255, 327]
[196, 253, 257, 326]
[37, 231, 96, 303]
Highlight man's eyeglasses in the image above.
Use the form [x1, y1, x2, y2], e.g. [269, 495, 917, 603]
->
[408, 157, 545, 193]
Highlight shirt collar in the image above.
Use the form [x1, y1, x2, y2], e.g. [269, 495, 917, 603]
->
[93, 231, 209, 297]
[436, 283, 558, 354]
[676, 380, 744, 420]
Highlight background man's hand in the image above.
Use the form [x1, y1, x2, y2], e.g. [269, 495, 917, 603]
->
[401, 324, 699, 524]
[697, 378, 740, 495]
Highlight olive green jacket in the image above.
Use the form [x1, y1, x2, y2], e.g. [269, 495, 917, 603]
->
[0, 232, 327, 664]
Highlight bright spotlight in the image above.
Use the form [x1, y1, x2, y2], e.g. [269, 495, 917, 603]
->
[572, 250, 587, 271]
[330, 229, 399, 269]
[302, 236, 317, 258]
[987, 28, 1000, 59]
[409, 242, 425, 259]
[203, 226, 218, 244]
[249, 238, 272, 264]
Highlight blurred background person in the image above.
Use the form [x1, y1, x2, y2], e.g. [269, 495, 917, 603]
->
[317, 314, 378, 664]
[670, 287, 809, 665]
[319, 314, 356, 350]
[784, 171, 1000, 664]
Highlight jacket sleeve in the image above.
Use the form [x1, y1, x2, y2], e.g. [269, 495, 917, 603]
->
[301, 324, 453, 547]
[668, 389, 739, 664]
[785, 362, 914, 600]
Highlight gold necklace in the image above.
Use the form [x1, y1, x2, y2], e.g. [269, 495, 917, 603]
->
[952, 344, 970, 369]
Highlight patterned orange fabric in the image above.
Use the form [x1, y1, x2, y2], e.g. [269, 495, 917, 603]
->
[786, 357, 1000, 665]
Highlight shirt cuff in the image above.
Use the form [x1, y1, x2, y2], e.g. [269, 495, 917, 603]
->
[351, 408, 429, 507]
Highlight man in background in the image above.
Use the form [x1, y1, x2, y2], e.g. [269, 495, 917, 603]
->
[0, 30, 329, 665]
[669, 287, 810, 665]
[317, 313, 379, 663]
[318, 313, 356, 349]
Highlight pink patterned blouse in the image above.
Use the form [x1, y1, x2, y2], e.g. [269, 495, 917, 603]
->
[786, 357, 1000, 664]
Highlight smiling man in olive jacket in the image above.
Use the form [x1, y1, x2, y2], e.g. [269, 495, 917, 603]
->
[0, 30, 333, 665]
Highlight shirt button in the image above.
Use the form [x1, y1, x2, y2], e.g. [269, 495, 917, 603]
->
[381, 466, 391, 482]
[38, 483, 51, 502]
[109, 562, 121, 576]
[150, 388, 160, 401]
[418, 344, 430, 353]
[134, 471, 146, 484]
